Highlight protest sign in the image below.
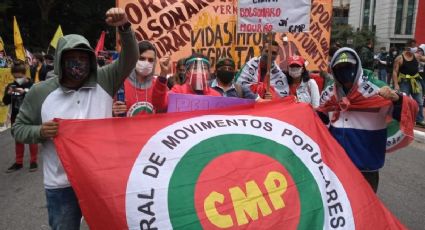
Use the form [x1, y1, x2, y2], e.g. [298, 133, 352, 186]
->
[237, 0, 311, 33]
[117, 0, 332, 72]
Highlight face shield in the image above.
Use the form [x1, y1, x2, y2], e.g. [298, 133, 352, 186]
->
[186, 58, 210, 91]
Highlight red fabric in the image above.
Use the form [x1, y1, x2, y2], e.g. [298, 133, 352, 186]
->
[121, 77, 168, 114]
[386, 95, 419, 152]
[54, 101, 406, 230]
[289, 82, 301, 96]
[94, 31, 105, 57]
[15, 142, 38, 164]
[249, 83, 280, 99]
[318, 89, 393, 122]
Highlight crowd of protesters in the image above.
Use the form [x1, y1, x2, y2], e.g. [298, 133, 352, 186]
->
[0, 6, 424, 230]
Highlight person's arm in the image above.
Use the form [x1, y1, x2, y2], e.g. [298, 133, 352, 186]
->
[2, 84, 12, 105]
[392, 56, 402, 90]
[97, 8, 139, 97]
[309, 79, 320, 109]
[11, 85, 44, 143]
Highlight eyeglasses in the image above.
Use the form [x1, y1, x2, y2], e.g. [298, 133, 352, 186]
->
[139, 57, 155, 63]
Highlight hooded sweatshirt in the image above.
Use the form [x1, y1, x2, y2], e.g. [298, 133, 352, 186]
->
[12, 29, 138, 189]
[319, 48, 407, 171]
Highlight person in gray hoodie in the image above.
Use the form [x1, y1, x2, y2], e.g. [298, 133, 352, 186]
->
[11, 8, 138, 230]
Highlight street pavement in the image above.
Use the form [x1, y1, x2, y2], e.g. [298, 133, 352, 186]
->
[0, 129, 424, 230]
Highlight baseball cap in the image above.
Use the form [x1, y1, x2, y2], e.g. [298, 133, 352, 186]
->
[332, 52, 357, 67]
[216, 58, 235, 69]
[288, 55, 305, 66]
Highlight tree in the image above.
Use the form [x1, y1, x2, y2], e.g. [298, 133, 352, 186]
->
[1, 0, 115, 56]
[331, 21, 376, 51]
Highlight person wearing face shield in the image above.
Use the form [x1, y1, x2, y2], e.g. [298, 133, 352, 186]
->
[167, 58, 187, 89]
[2, 60, 38, 173]
[317, 48, 418, 193]
[286, 55, 320, 108]
[169, 53, 221, 96]
[392, 40, 425, 128]
[210, 58, 259, 100]
[11, 8, 139, 229]
[112, 41, 170, 116]
[236, 39, 288, 100]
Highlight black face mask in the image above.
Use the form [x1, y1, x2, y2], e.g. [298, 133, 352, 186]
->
[216, 70, 235, 84]
[178, 72, 186, 82]
[333, 64, 357, 85]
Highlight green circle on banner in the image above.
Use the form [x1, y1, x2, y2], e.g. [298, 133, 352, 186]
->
[168, 134, 324, 229]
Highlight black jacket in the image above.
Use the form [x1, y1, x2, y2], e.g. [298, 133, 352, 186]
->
[30, 64, 48, 82]
[2, 78, 34, 122]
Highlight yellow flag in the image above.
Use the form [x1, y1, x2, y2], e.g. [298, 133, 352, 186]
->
[13, 16, 26, 61]
[50, 25, 63, 49]
[0, 36, 4, 51]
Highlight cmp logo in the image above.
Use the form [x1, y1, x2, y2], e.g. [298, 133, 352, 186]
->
[126, 115, 355, 230]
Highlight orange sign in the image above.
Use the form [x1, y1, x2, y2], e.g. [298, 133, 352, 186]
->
[117, 0, 332, 72]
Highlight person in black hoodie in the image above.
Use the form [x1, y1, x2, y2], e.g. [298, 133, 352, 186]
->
[3, 60, 38, 173]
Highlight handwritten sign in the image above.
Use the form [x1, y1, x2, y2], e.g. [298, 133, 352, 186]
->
[237, 0, 311, 33]
[117, 0, 331, 72]
[167, 93, 255, 112]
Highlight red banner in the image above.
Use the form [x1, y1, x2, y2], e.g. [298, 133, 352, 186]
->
[54, 101, 406, 230]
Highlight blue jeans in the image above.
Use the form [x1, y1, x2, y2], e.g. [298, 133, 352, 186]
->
[399, 79, 424, 122]
[45, 187, 82, 230]
[378, 68, 387, 82]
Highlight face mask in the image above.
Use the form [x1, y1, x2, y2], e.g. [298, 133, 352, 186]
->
[392, 51, 397, 56]
[178, 72, 186, 82]
[135, 60, 153, 77]
[63, 58, 90, 81]
[288, 67, 303, 78]
[333, 65, 357, 85]
[15, 78, 26, 85]
[410, 47, 418, 53]
[216, 70, 235, 84]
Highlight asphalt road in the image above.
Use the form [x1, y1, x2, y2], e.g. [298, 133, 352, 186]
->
[0, 129, 424, 230]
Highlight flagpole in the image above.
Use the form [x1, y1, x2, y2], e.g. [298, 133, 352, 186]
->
[265, 32, 274, 92]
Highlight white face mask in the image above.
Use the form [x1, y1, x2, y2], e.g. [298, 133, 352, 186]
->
[392, 51, 397, 56]
[288, 67, 303, 78]
[135, 60, 153, 77]
[15, 78, 26, 85]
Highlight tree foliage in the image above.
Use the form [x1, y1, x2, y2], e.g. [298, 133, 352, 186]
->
[0, 0, 115, 57]
[331, 21, 376, 51]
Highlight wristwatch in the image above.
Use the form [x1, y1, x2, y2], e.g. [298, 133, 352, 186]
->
[118, 22, 131, 32]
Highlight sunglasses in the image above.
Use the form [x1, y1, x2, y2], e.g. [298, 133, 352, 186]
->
[140, 57, 155, 63]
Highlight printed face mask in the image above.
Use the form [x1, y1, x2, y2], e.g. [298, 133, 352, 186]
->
[63, 58, 90, 81]
[135, 60, 154, 77]
[288, 67, 303, 78]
